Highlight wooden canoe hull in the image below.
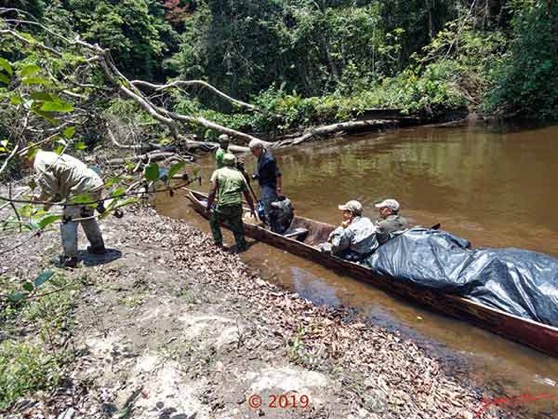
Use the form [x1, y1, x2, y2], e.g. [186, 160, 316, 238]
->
[186, 190, 558, 357]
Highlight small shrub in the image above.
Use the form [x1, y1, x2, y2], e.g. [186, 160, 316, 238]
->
[0, 341, 61, 409]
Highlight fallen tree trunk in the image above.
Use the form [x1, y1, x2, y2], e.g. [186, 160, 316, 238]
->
[104, 152, 194, 166]
[272, 119, 398, 147]
[179, 140, 250, 154]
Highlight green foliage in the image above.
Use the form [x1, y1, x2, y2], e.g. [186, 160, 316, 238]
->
[0, 273, 77, 410]
[486, 1, 558, 118]
[58, 0, 179, 80]
[167, 161, 185, 180]
[144, 162, 160, 181]
[0, 341, 61, 409]
[174, 1, 395, 101]
[7, 271, 54, 303]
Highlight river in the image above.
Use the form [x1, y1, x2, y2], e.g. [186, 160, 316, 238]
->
[155, 121, 558, 416]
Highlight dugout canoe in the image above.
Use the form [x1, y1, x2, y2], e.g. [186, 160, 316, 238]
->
[186, 189, 558, 357]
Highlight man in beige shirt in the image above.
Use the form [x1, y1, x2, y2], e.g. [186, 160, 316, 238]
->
[29, 149, 106, 267]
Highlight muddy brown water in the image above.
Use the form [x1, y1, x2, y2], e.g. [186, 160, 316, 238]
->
[155, 121, 558, 415]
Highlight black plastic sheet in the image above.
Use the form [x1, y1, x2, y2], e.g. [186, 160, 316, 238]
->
[367, 228, 558, 327]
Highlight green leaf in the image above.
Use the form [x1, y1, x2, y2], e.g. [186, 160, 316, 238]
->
[23, 282, 34, 292]
[27, 179, 38, 190]
[104, 176, 122, 188]
[168, 161, 185, 179]
[41, 100, 74, 113]
[113, 197, 137, 209]
[30, 91, 56, 101]
[0, 73, 10, 85]
[7, 292, 28, 303]
[63, 126, 75, 139]
[32, 109, 58, 125]
[74, 141, 86, 151]
[22, 77, 50, 86]
[53, 143, 64, 155]
[10, 95, 22, 105]
[144, 163, 160, 182]
[69, 192, 93, 204]
[20, 64, 40, 77]
[38, 214, 62, 229]
[0, 57, 13, 75]
[33, 271, 54, 288]
[111, 187, 125, 198]
[0, 139, 8, 148]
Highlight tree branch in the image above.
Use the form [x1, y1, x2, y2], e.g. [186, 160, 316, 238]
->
[0, 144, 20, 176]
[273, 120, 397, 147]
[131, 79, 271, 115]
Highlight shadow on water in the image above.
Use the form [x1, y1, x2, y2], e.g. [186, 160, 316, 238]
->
[155, 121, 558, 416]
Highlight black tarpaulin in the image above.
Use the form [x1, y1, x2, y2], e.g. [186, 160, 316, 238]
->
[367, 228, 558, 327]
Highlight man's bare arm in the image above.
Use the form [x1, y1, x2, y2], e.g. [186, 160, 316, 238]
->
[206, 180, 218, 211]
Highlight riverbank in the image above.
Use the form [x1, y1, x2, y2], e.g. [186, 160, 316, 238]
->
[1, 206, 521, 419]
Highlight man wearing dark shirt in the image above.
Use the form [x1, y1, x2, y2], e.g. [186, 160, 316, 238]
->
[374, 199, 408, 244]
[248, 139, 283, 232]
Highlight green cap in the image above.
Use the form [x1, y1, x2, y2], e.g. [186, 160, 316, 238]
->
[223, 153, 236, 166]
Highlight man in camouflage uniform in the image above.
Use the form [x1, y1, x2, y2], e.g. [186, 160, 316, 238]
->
[206, 153, 256, 252]
[374, 199, 408, 244]
[214, 134, 230, 169]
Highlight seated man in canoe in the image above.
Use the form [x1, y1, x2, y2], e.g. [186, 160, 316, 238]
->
[374, 198, 408, 244]
[319, 200, 378, 264]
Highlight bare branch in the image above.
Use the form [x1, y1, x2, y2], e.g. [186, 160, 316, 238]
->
[131, 79, 270, 115]
[105, 124, 144, 150]
[0, 144, 20, 176]
[0, 29, 63, 57]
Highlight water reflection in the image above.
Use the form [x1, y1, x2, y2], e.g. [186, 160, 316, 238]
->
[291, 266, 340, 306]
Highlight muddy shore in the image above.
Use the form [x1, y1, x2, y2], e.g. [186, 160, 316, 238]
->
[1, 205, 522, 419]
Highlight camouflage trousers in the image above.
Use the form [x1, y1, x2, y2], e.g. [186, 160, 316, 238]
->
[209, 204, 247, 250]
[61, 190, 105, 258]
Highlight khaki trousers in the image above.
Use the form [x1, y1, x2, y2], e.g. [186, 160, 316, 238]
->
[60, 190, 104, 258]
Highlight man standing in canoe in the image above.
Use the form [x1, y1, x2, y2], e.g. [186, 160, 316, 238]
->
[206, 153, 256, 253]
[248, 139, 283, 232]
[320, 200, 377, 263]
[374, 199, 408, 243]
